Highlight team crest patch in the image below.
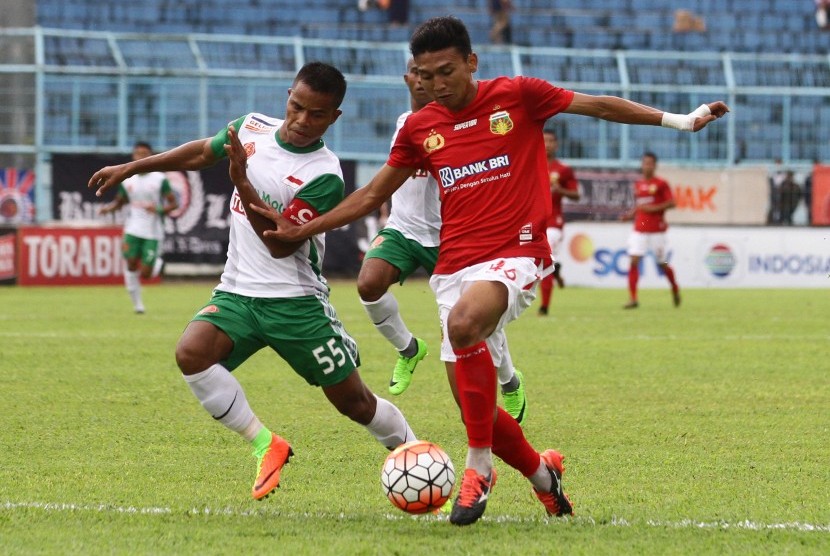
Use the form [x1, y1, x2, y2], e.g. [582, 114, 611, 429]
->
[370, 235, 385, 249]
[198, 305, 219, 315]
[489, 110, 513, 135]
[244, 142, 256, 157]
[423, 130, 445, 153]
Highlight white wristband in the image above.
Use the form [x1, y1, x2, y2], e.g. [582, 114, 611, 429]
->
[691, 103, 711, 118]
[661, 112, 695, 131]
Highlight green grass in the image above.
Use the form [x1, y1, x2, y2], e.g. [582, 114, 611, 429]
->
[1, 281, 828, 555]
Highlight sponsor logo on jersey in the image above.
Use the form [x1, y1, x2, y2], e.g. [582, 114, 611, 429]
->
[519, 223, 533, 244]
[453, 118, 478, 131]
[244, 116, 277, 133]
[489, 110, 513, 135]
[423, 130, 445, 153]
[437, 154, 511, 188]
[230, 191, 246, 216]
[283, 175, 304, 188]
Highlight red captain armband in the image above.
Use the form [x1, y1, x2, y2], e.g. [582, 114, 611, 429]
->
[283, 198, 320, 226]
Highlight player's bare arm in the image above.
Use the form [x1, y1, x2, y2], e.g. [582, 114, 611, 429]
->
[89, 139, 217, 197]
[250, 164, 413, 242]
[564, 93, 729, 131]
[639, 200, 677, 213]
[224, 125, 305, 259]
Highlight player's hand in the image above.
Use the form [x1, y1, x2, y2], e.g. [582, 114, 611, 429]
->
[692, 101, 730, 131]
[224, 125, 250, 187]
[248, 203, 306, 242]
[89, 166, 129, 197]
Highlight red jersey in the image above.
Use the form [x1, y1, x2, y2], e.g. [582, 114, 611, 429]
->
[388, 76, 574, 274]
[633, 176, 673, 233]
[546, 159, 578, 229]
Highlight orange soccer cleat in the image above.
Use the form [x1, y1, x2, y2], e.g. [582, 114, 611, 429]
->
[252, 433, 293, 500]
[533, 449, 573, 517]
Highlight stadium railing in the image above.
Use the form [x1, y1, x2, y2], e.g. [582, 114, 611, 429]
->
[1, 27, 829, 221]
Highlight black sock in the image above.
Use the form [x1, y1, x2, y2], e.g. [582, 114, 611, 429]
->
[399, 337, 418, 358]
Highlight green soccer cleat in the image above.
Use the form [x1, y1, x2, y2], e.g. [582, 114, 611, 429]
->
[389, 338, 428, 395]
[502, 369, 527, 426]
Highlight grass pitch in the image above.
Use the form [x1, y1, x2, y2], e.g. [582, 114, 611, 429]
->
[1, 281, 828, 555]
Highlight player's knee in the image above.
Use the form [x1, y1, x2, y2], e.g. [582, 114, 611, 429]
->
[356, 275, 386, 302]
[175, 337, 209, 375]
[446, 313, 482, 350]
[332, 388, 375, 424]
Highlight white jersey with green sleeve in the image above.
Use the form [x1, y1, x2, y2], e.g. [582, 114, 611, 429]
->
[383, 111, 441, 247]
[119, 172, 171, 240]
[210, 113, 345, 298]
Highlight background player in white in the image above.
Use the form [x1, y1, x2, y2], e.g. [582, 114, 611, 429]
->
[358, 59, 528, 424]
[89, 62, 416, 502]
[99, 141, 178, 313]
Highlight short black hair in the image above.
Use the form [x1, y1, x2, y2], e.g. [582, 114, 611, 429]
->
[643, 151, 658, 162]
[410, 16, 472, 58]
[543, 128, 558, 139]
[294, 62, 347, 108]
[133, 141, 153, 151]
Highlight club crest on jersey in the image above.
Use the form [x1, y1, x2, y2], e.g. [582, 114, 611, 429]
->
[489, 110, 513, 135]
[244, 142, 256, 157]
[423, 130, 445, 153]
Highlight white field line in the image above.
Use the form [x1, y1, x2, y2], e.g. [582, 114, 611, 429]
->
[3, 501, 829, 533]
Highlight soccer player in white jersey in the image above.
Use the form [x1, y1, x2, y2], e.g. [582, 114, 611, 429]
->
[89, 62, 416, 502]
[252, 18, 728, 526]
[99, 141, 178, 314]
[359, 59, 528, 425]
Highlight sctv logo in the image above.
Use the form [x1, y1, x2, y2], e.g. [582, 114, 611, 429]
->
[569, 233, 672, 277]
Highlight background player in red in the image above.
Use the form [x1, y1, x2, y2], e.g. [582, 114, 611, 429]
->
[621, 151, 680, 309]
[538, 128, 580, 316]
[249, 16, 728, 526]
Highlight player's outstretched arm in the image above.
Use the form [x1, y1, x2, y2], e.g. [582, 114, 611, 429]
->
[88, 139, 218, 197]
[564, 93, 729, 132]
[248, 164, 413, 243]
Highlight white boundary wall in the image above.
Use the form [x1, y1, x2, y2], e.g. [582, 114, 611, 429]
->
[557, 223, 830, 289]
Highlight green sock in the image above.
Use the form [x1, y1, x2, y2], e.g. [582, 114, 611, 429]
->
[252, 427, 273, 458]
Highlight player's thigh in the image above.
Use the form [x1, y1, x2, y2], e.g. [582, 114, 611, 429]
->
[357, 256, 401, 300]
[627, 232, 648, 257]
[139, 238, 160, 268]
[363, 228, 421, 284]
[188, 291, 267, 371]
[260, 294, 361, 388]
[122, 233, 143, 261]
[650, 233, 669, 262]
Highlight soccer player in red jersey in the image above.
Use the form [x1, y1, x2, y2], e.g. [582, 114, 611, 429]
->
[249, 16, 728, 525]
[538, 128, 580, 316]
[621, 152, 680, 309]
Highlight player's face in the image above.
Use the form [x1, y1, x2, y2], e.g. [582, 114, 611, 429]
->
[414, 48, 478, 112]
[641, 155, 657, 178]
[404, 61, 433, 110]
[281, 82, 342, 148]
[543, 133, 558, 159]
[131, 145, 152, 161]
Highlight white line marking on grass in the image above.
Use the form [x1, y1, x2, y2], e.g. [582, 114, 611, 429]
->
[4, 501, 829, 532]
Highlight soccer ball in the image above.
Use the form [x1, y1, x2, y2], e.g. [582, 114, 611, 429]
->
[381, 440, 455, 514]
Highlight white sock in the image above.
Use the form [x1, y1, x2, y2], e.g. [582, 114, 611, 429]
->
[361, 292, 413, 352]
[496, 342, 515, 385]
[365, 395, 416, 450]
[124, 269, 143, 311]
[151, 257, 164, 278]
[529, 458, 553, 492]
[465, 447, 493, 476]
[183, 364, 256, 435]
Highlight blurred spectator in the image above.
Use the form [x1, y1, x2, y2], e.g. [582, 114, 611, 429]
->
[804, 161, 816, 224]
[816, 0, 830, 29]
[673, 9, 706, 32]
[489, 0, 513, 44]
[779, 171, 803, 225]
[387, 0, 409, 27]
[767, 160, 786, 224]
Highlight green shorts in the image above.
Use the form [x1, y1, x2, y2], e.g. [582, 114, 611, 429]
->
[123, 233, 159, 267]
[364, 228, 439, 283]
[192, 290, 361, 387]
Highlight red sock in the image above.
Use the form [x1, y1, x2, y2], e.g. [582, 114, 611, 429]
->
[663, 264, 679, 293]
[453, 342, 497, 449]
[628, 264, 639, 301]
[491, 408, 541, 476]
[539, 275, 553, 309]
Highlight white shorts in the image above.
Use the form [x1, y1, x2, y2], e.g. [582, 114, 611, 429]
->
[546, 227, 564, 259]
[429, 257, 545, 365]
[627, 231, 668, 261]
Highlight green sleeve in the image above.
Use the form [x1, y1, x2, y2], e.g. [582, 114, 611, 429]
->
[296, 173, 345, 215]
[161, 178, 172, 195]
[117, 183, 129, 201]
[209, 115, 247, 159]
